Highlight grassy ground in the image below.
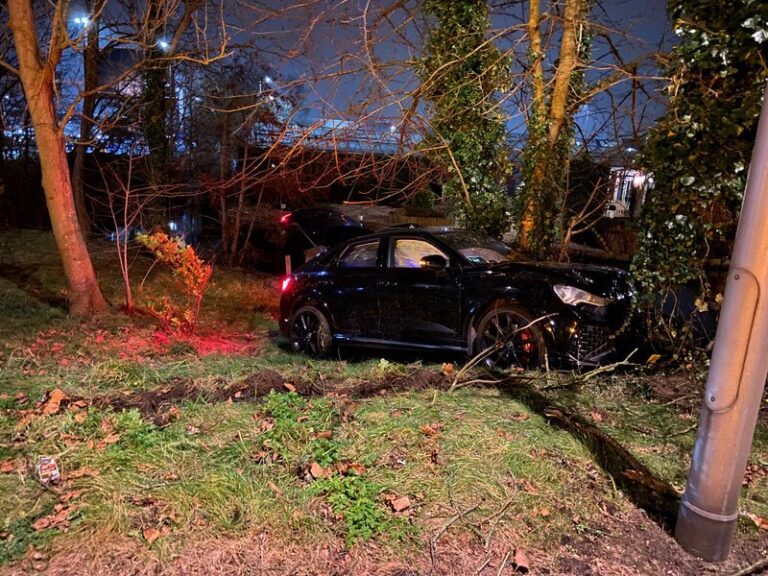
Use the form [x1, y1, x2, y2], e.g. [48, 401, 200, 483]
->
[0, 230, 766, 575]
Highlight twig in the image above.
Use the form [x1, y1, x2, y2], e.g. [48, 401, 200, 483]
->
[429, 503, 481, 576]
[496, 550, 511, 576]
[474, 557, 491, 575]
[727, 558, 768, 576]
[539, 349, 637, 391]
[449, 314, 557, 392]
[666, 422, 697, 438]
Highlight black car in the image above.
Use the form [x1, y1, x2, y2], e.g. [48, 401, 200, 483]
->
[279, 207, 372, 267]
[278, 227, 636, 370]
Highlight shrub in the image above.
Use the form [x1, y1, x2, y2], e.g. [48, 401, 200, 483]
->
[137, 231, 213, 334]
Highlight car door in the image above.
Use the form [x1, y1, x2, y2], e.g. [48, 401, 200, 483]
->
[325, 239, 381, 339]
[377, 236, 463, 346]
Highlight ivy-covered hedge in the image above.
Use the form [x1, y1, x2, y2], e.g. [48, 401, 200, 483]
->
[632, 0, 768, 297]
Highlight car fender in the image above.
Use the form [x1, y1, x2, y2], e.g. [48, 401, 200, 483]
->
[288, 292, 337, 333]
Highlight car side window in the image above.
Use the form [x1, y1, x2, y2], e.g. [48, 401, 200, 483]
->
[337, 240, 379, 268]
[391, 239, 447, 269]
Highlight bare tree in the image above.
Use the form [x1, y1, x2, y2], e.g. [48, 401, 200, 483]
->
[7, 0, 107, 315]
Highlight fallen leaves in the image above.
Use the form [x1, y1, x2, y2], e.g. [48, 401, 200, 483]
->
[301, 460, 366, 482]
[31, 490, 85, 532]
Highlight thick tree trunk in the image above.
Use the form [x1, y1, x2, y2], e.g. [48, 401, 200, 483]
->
[8, 0, 107, 316]
[520, 0, 586, 257]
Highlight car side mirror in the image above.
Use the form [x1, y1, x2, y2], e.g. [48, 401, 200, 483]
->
[419, 254, 448, 270]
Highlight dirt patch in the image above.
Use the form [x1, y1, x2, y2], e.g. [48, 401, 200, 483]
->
[91, 369, 452, 423]
[549, 508, 768, 576]
[6, 516, 767, 576]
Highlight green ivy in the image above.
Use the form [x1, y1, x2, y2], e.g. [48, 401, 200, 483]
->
[417, 0, 513, 237]
[632, 0, 768, 299]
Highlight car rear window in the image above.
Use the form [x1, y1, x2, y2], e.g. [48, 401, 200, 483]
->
[438, 231, 511, 264]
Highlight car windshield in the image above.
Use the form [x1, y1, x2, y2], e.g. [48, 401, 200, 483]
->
[437, 231, 512, 265]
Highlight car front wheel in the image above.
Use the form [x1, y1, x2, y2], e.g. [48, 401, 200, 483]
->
[474, 304, 546, 370]
[289, 305, 333, 357]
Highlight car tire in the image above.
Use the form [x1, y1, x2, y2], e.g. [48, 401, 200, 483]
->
[474, 304, 547, 370]
[289, 305, 333, 357]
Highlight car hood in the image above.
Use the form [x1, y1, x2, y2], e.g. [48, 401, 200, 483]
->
[492, 261, 633, 299]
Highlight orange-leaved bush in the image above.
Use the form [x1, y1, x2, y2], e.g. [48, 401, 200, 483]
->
[137, 231, 213, 334]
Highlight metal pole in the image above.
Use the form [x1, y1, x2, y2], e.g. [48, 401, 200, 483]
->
[676, 81, 768, 561]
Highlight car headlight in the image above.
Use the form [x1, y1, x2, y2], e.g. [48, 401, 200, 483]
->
[553, 285, 611, 307]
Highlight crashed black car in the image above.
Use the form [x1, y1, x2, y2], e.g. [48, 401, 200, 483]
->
[279, 227, 636, 370]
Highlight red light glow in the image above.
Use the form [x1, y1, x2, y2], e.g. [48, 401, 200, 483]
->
[281, 276, 292, 292]
[279, 212, 291, 225]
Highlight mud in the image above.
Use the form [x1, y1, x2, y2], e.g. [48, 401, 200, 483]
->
[90, 369, 452, 424]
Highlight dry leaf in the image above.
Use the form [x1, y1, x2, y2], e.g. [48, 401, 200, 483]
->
[532, 507, 550, 518]
[345, 462, 366, 476]
[390, 496, 410, 512]
[440, 363, 454, 376]
[513, 548, 530, 573]
[309, 462, 329, 479]
[511, 412, 529, 422]
[67, 467, 99, 480]
[44, 389, 70, 414]
[590, 410, 604, 422]
[58, 491, 84, 504]
[316, 430, 333, 439]
[100, 433, 121, 447]
[32, 517, 54, 531]
[143, 527, 161, 544]
[73, 412, 87, 424]
[0, 460, 16, 474]
[267, 481, 284, 497]
[283, 382, 297, 393]
[744, 512, 768, 530]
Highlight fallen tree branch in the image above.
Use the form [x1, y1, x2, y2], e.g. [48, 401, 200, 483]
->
[449, 314, 557, 392]
[727, 558, 768, 576]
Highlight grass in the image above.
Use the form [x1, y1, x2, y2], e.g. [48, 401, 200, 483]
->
[0, 230, 766, 570]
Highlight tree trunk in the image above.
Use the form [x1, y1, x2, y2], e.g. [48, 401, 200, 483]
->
[520, 0, 545, 249]
[71, 0, 103, 235]
[8, 0, 107, 316]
